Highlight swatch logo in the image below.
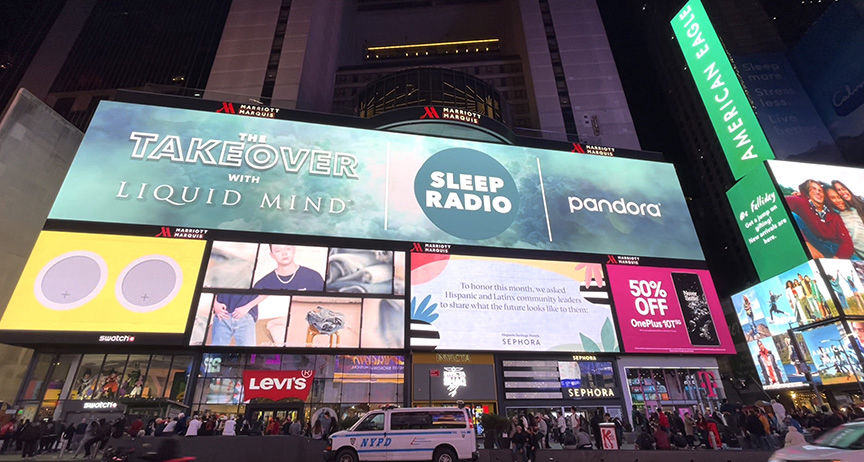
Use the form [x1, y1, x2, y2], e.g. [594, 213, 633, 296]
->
[568, 197, 662, 217]
[414, 148, 519, 240]
[99, 335, 135, 342]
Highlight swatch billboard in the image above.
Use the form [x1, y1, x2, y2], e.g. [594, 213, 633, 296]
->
[47, 101, 703, 260]
[606, 265, 734, 355]
[0, 231, 205, 344]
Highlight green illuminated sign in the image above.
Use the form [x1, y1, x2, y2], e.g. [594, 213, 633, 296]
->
[671, 0, 775, 179]
[726, 163, 807, 279]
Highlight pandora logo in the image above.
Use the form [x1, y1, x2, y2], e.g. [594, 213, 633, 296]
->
[568, 197, 662, 217]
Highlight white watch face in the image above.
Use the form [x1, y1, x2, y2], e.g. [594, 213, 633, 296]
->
[116, 255, 183, 312]
[34, 251, 108, 310]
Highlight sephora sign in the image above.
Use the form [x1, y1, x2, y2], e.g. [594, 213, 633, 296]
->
[242, 370, 315, 401]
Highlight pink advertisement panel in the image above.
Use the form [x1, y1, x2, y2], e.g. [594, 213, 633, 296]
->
[607, 265, 735, 354]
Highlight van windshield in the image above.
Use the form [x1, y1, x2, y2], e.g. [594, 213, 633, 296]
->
[353, 413, 385, 431]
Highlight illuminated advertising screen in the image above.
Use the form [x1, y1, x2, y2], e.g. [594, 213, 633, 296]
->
[190, 241, 405, 349]
[731, 260, 837, 389]
[501, 359, 617, 400]
[818, 258, 864, 316]
[606, 265, 734, 354]
[800, 322, 863, 386]
[48, 101, 703, 260]
[768, 160, 864, 260]
[726, 163, 808, 280]
[731, 260, 837, 337]
[0, 231, 205, 344]
[671, 0, 775, 179]
[410, 254, 618, 352]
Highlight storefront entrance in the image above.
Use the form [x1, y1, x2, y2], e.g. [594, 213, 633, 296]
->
[245, 402, 304, 429]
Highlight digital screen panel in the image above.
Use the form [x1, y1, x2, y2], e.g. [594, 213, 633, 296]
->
[606, 265, 734, 354]
[731, 260, 838, 336]
[817, 258, 864, 316]
[671, 0, 775, 179]
[410, 254, 617, 352]
[193, 240, 405, 349]
[800, 322, 863, 386]
[726, 162, 808, 280]
[731, 260, 838, 389]
[768, 160, 864, 260]
[0, 231, 205, 344]
[48, 101, 703, 260]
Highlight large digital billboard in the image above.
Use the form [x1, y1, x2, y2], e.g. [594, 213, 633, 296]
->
[768, 160, 864, 260]
[0, 231, 205, 344]
[606, 265, 734, 354]
[731, 260, 837, 337]
[47, 101, 703, 260]
[799, 322, 863, 386]
[726, 162, 808, 279]
[190, 241, 405, 349]
[789, 0, 864, 161]
[818, 258, 864, 316]
[671, 0, 775, 179]
[409, 254, 618, 352]
[731, 260, 835, 389]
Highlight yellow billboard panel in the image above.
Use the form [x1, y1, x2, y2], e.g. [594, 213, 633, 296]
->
[0, 231, 205, 336]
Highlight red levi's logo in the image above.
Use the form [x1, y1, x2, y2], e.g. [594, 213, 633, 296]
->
[243, 370, 314, 401]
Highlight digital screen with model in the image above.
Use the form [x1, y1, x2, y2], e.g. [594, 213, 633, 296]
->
[732, 260, 837, 389]
[48, 101, 703, 260]
[410, 253, 617, 352]
[769, 160, 864, 261]
[606, 265, 734, 354]
[191, 241, 405, 349]
[0, 231, 205, 344]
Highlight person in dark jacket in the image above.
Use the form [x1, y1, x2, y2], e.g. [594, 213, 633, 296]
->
[174, 413, 188, 436]
[589, 409, 603, 449]
[19, 421, 40, 458]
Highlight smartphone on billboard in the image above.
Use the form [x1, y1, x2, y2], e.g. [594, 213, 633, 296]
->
[671, 272, 720, 346]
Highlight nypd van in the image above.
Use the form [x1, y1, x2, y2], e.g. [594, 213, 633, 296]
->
[324, 407, 478, 462]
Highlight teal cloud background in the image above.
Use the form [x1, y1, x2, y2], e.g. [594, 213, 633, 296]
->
[50, 101, 703, 260]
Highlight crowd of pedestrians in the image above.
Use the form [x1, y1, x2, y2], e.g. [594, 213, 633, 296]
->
[629, 399, 864, 451]
[495, 398, 863, 461]
[506, 407, 625, 461]
[0, 410, 342, 459]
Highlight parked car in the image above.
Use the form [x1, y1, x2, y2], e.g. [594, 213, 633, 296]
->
[769, 421, 864, 461]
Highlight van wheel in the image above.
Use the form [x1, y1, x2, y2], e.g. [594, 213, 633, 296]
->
[336, 448, 359, 462]
[433, 446, 457, 462]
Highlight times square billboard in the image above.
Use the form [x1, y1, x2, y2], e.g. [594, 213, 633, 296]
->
[0, 100, 733, 354]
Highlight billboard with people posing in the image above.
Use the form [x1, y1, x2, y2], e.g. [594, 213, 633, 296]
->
[769, 160, 864, 260]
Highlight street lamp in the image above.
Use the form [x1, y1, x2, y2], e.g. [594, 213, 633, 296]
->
[820, 338, 864, 400]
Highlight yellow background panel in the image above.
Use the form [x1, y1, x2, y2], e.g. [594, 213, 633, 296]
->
[0, 231, 205, 333]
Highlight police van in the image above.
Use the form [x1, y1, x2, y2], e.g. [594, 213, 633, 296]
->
[324, 406, 478, 462]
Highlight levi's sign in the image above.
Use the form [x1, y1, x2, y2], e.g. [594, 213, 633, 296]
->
[242, 370, 314, 401]
[671, 0, 775, 179]
[49, 101, 703, 260]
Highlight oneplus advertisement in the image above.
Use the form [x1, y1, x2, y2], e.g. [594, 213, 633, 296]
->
[606, 266, 734, 354]
[48, 101, 703, 260]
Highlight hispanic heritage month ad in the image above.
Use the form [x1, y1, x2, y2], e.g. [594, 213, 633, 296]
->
[606, 265, 734, 355]
[48, 101, 703, 260]
[409, 253, 617, 353]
